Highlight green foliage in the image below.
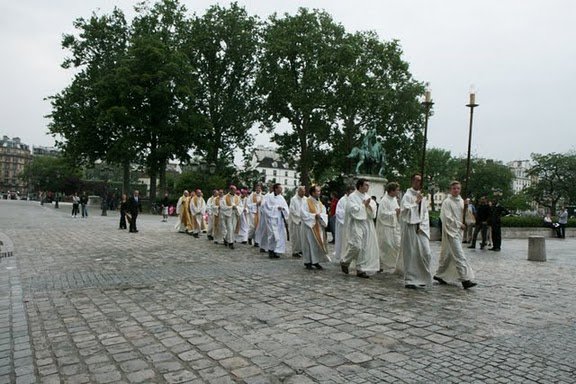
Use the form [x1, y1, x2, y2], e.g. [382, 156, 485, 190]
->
[501, 216, 576, 227]
[175, 171, 228, 196]
[504, 191, 532, 212]
[456, 158, 513, 199]
[525, 152, 576, 213]
[20, 156, 82, 194]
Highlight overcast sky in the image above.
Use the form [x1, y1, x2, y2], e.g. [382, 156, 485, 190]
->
[1, 0, 575, 163]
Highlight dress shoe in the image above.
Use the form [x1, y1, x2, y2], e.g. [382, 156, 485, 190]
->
[305, 263, 313, 270]
[241, 241, 247, 244]
[489, 248, 501, 252]
[462, 241, 469, 244]
[312, 263, 323, 270]
[328, 240, 335, 244]
[229, 243, 234, 249]
[467, 245, 475, 249]
[357, 272, 370, 278]
[462, 280, 477, 289]
[433, 276, 448, 285]
[248, 239, 252, 245]
[292, 253, 301, 258]
[340, 263, 349, 274]
[223, 240, 228, 246]
[207, 235, 214, 241]
[254, 242, 259, 247]
[268, 250, 275, 258]
[405, 284, 417, 289]
[260, 248, 266, 253]
[192, 233, 199, 238]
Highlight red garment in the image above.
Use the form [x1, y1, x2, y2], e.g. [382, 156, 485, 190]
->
[329, 198, 339, 216]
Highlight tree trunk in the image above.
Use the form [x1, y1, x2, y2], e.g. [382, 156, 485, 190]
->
[122, 161, 130, 195]
[158, 160, 167, 194]
[149, 167, 157, 204]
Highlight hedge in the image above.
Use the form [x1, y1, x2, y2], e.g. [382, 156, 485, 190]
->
[501, 216, 576, 228]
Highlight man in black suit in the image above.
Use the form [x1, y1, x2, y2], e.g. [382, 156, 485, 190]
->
[127, 190, 142, 233]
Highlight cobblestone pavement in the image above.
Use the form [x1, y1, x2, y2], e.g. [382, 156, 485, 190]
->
[1, 199, 575, 383]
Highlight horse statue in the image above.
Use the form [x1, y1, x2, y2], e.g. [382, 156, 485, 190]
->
[347, 129, 386, 177]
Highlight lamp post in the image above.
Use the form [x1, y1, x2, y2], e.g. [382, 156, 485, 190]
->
[420, 89, 434, 190]
[463, 90, 479, 200]
[101, 166, 111, 216]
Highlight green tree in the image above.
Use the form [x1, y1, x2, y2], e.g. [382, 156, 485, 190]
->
[257, 8, 346, 186]
[332, 31, 426, 178]
[456, 158, 514, 200]
[422, 148, 458, 211]
[526, 152, 576, 213]
[20, 156, 82, 195]
[183, 2, 261, 165]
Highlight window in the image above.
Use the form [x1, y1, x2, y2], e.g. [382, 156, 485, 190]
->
[285, 171, 288, 177]
[285, 179, 288, 185]
[273, 170, 277, 176]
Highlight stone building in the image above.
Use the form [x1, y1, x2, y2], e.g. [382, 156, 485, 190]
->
[248, 146, 300, 191]
[507, 159, 532, 193]
[0, 136, 32, 196]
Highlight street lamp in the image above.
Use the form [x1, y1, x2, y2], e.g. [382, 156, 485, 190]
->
[101, 165, 111, 216]
[419, 89, 434, 189]
[463, 89, 479, 199]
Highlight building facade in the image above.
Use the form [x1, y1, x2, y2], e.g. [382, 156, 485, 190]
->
[248, 147, 300, 191]
[507, 160, 532, 193]
[0, 136, 32, 196]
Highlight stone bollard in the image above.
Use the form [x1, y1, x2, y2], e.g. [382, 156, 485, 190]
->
[527, 236, 546, 262]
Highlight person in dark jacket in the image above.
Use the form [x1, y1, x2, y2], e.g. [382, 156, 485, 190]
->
[489, 198, 509, 251]
[127, 190, 142, 233]
[468, 196, 491, 249]
[119, 194, 128, 230]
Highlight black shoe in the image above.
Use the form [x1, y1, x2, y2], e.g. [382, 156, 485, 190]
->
[467, 245, 475, 249]
[229, 244, 234, 249]
[223, 240, 228, 246]
[272, 253, 280, 259]
[260, 248, 266, 253]
[207, 235, 214, 241]
[489, 248, 501, 252]
[268, 250, 275, 258]
[254, 243, 259, 247]
[405, 284, 417, 289]
[377, 269, 383, 273]
[462, 241, 469, 244]
[292, 253, 301, 258]
[248, 239, 252, 245]
[312, 263, 323, 270]
[328, 240, 335, 244]
[214, 241, 219, 244]
[340, 263, 349, 275]
[192, 233, 199, 238]
[433, 276, 448, 285]
[241, 241, 247, 245]
[357, 272, 369, 279]
[305, 263, 313, 270]
[462, 280, 477, 289]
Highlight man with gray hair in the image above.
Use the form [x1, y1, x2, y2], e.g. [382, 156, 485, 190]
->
[289, 186, 307, 258]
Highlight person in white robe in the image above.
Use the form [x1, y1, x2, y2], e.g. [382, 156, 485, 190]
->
[301, 185, 328, 269]
[376, 182, 402, 273]
[248, 185, 264, 247]
[175, 190, 189, 233]
[211, 190, 224, 244]
[189, 189, 206, 238]
[220, 185, 242, 249]
[262, 183, 290, 258]
[340, 179, 380, 278]
[399, 174, 432, 289]
[462, 198, 476, 243]
[206, 190, 218, 241]
[434, 181, 477, 289]
[235, 189, 250, 244]
[289, 186, 306, 258]
[333, 186, 354, 263]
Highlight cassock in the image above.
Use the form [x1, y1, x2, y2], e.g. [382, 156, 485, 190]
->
[262, 192, 289, 254]
[235, 196, 250, 243]
[301, 196, 328, 264]
[211, 196, 223, 242]
[189, 195, 206, 235]
[399, 188, 432, 287]
[436, 195, 475, 282]
[376, 194, 402, 272]
[247, 192, 263, 243]
[206, 195, 216, 238]
[255, 193, 268, 249]
[341, 190, 380, 274]
[333, 195, 348, 262]
[289, 195, 306, 255]
[175, 194, 188, 233]
[220, 193, 242, 245]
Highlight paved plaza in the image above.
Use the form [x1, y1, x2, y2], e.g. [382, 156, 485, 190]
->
[1, 199, 575, 384]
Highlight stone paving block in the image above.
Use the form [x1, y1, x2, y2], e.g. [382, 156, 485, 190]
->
[163, 370, 198, 383]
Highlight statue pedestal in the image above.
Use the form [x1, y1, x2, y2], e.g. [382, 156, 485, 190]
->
[354, 175, 388, 200]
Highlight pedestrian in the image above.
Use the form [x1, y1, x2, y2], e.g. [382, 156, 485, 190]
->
[289, 186, 306, 258]
[161, 192, 169, 222]
[543, 212, 562, 238]
[558, 207, 568, 239]
[175, 191, 190, 233]
[80, 192, 89, 218]
[236, 189, 250, 244]
[468, 196, 489, 249]
[205, 190, 218, 240]
[328, 192, 339, 243]
[399, 173, 432, 289]
[333, 185, 354, 263]
[247, 184, 264, 247]
[462, 198, 476, 243]
[127, 190, 142, 233]
[119, 193, 128, 230]
[376, 182, 402, 273]
[340, 178, 380, 278]
[220, 185, 241, 249]
[262, 183, 289, 259]
[489, 198, 509, 251]
[190, 189, 206, 238]
[433, 181, 477, 289]
[71, 193, 80, 217]
[301, 185, 328, 270]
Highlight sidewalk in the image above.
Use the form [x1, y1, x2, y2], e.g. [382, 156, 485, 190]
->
[1, 199, 575, 383]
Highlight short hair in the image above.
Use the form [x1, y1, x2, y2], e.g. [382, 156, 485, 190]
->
[346, 185, 355, 193]
[450, 181, 461, 187]
[411, 173, 422, 181]
[273, 183, 281, 191]
[386, 182, 400, 193]
[308, 185, 319, 195]
[356, 178, 368, 190]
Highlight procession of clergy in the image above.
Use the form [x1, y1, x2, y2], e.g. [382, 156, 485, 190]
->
[175, 174, 477, 290]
